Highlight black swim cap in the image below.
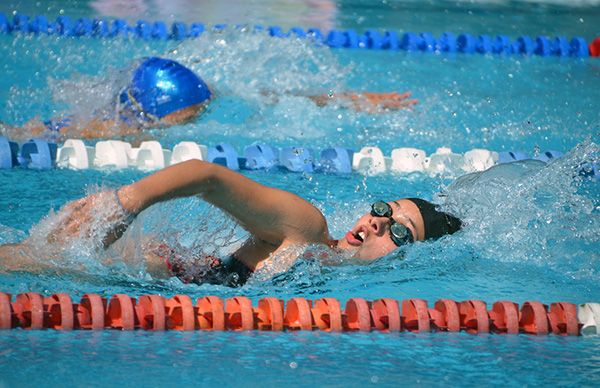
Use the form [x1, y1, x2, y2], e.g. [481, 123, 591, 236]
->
[407, 198, 462, 240]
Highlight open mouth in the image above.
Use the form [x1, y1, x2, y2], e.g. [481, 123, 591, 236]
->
[355, 231, 365, 242]
[345, 229, 366, 247]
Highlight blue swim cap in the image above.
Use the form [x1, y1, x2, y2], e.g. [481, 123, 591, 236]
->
[119, 57, 211, 120]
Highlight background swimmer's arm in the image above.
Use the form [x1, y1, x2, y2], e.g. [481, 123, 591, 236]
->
[260, 90, 418, 112]
[307, 92, 418, 112]
[0, 118, 50, 142]
[1, 117, 142, 141]
[119, 160, 329, 246]
[72, 119, 143, 140]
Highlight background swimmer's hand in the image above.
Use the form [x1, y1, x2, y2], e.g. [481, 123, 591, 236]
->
[46, 191, 134, 248]
[348, 92, 418, 112]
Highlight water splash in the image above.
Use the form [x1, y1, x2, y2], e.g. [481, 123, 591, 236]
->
[171, 30, 348, 102]
[438, 140, 600, 278]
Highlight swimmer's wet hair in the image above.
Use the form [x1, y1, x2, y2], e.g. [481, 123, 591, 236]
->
[407, 198, 462, 240]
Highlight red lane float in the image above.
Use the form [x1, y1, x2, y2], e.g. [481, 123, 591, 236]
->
[165, 295, 195, 331]
[432, 299, 460, 332]
[0, 292, 587, 336]
[371, 298, 401, 332]
[256, 297, 284, 331]
[312, 298, 342, 332]
[15, 292, 45, 330]
[44, 293, 74, 330]
[548, 302, 580, 336]
[590, 37, 600, 57]
[197, 296, 225, 331]
[520, 301, 550, 335]
[77, 294, 107, 330]
[284, 298, 313, 330]
[489, 301, 519, 334]
[0, 293, 14, 329]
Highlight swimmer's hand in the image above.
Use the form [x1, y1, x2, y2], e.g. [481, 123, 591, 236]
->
[310, 91, 418, 113]
[46, 191, 135, 248]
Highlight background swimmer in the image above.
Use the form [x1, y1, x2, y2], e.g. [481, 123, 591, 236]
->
[0, 57, 418, 142]
[0, 159, 461, 286]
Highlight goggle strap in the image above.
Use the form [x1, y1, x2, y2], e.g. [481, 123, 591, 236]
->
[126, 88, 160, 123]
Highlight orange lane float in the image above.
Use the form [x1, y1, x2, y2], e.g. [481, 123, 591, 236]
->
[0, 292, 589, 336]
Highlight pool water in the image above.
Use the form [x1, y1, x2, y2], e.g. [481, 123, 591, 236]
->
[1, 0, 599, 387]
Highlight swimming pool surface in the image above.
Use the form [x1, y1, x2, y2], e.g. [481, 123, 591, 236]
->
[0, 0, 599, 386]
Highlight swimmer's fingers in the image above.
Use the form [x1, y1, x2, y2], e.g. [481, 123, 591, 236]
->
[383, 98, 419, 109]
[394, 91, 413, 100]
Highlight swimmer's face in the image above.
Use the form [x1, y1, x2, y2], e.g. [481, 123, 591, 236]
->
[337, 199, 425, 261]
[160, 103, 208, 126]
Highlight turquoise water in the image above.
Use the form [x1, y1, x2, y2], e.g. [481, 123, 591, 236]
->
[1, 0, 600, 387]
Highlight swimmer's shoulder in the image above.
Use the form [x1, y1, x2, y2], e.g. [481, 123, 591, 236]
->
[294, 206, 330, 245]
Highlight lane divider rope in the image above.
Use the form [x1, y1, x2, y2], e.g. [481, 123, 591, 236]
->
[1, 292, 598, 335]
[2, 137, 597, 178]
[1, 13, 598, 58]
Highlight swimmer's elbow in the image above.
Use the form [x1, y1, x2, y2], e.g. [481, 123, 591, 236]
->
[181, 159, 229, 196]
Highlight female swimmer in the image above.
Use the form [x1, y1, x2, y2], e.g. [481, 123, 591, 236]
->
[1, 57, 418, 142]
[0, 159, 461, 286]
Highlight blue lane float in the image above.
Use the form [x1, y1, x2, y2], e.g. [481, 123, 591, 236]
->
[207, 143, 240, 171]
[244, 144, 279, 170]
[498, 151, 530, 164]
[0, 136, 19, 169]
[1, 12, 597, 58]
[17, 139, 57, 170]
[280, 147, 315, 173]
[320, 147, 354, 173]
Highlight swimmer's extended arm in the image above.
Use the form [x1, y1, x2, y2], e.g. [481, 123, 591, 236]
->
[260, 90, 418, 112]
[308, 92, 418, 112]
[1, 117, 143, 142]
[117, 160, 329, 246]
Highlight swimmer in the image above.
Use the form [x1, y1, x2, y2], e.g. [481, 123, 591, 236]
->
[0, 57, 418, 142]
[0, 159, 461, 286]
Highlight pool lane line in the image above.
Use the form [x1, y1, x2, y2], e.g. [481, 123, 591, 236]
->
[1, 137, 598, 179]
[1, 292, 597, 335]
[0, 13, 598, 58]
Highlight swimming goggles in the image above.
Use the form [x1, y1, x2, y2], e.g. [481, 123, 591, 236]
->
[116, 87, 161, 127]
[370, 201, 414, 247]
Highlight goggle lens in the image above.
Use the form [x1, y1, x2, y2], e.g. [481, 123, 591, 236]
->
[370, 200, 414, 247]
[371, 201, 392, 218]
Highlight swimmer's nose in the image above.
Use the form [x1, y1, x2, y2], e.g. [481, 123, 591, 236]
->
[369, 217, 388, 236]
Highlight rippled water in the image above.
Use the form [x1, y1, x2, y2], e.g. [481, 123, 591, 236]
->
[1, 0, 599, 386]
